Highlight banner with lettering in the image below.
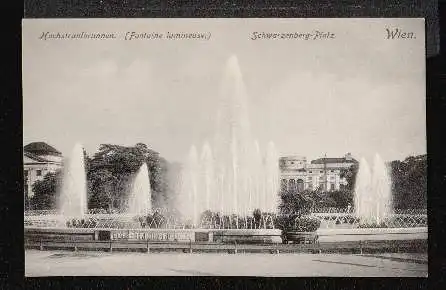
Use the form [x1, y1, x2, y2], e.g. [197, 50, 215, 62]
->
[110, 230, 196, 242]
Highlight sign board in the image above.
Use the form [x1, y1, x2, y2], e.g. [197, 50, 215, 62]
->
[110, 230, 195, 242]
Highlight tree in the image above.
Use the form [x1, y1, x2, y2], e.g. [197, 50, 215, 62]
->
[315, 195, 337, 208]
[279, 189, 314, 216]
[86, 143, 171, 212]
[391, 155, 427, 209]
[87, 168, 117, 210]
[31, 170, 63, 210]
[83, 148, 91, 174]
[329, 190, 353, 209]
[340, 163, 359, 192]
[87, 144, 144, 211]
[253, 208, 262, 228]
[148, 156, 170, 208]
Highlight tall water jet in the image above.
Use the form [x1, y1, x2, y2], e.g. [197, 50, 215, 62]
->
[178, 145, 200, 225]
[371, 153, 393, 223]
[354, 158, 372, 223]
[265, 141, 280, 213]
[200, 142, 215, 213]
[177, 55, 281, 223]
[354, 155, 393, 225]
[127, 163, 152, 216]
[58, 143, 87, 218]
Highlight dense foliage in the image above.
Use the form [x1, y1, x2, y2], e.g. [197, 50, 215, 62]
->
[278, 154, 426, 213]
[293, 217, 321, 232]
[30, 169, 63, 210]
[275, 215, 321, 232]
[390, 155, 427, 209]
[28, 150, 426, 213]
[87, 143, 175, 210]
[279, 190, 314, 215]
[29, 143, 177, 211]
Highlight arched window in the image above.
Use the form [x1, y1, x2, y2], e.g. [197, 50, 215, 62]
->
[288, 179, 296, 191]
[296, 179, 304, 192]
[280, 179, 288, 191]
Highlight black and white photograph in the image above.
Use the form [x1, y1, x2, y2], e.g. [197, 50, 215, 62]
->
[22, 18, 427, 277]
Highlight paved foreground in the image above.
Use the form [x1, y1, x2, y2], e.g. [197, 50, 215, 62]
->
[25, 250, 427, 277]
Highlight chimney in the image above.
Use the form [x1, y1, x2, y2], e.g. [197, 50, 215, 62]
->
[345, 152, 352, 161]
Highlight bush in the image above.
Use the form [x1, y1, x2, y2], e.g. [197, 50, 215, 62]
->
[292, 217, 321, 232]
[358, 222, 389, 228]
[274, 214, 298, 231]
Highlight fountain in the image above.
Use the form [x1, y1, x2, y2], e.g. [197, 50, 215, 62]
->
[127, 162, 152, 216]
[177, 55, 281, 226]
[354, 154, 393, 225]
[23, 56, 427, 247]
[58, 143, 87, 218]
[371, 154, 393, 224]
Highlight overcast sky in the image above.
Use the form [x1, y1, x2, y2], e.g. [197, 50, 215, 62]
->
[22, 19, 426, 164]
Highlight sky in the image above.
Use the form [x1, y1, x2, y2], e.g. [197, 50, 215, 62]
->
[22, 19, 426, 164]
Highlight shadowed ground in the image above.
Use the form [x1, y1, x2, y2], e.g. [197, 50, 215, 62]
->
[25, 250, 427, 277]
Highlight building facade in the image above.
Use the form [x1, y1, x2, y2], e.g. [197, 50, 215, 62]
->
[280, 153, 358, 193]
[24, 142, 63, 202]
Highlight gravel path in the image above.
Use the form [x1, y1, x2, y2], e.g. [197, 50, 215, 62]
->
[25, 250, 427, 277]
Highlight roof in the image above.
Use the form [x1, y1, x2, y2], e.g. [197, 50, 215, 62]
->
[24, 142, 62, 156]
[280, 156, 307, 160]
[24, 151, 62, 164]
[311, 157, 358, 164]
[24, 151, 49, 162]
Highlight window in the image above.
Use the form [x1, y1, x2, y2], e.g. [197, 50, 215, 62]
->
[289, 179, 296, 191]
[320, 171, 323, 173]
[308, 176, 312, 180]
[330, 184, 335, 191]
[309, 171, 312, 173]
[36, 170, 42, 176]
[296, 179, 304, 192]
[280, 179, 288, 191]
[24, 170, 28, 179]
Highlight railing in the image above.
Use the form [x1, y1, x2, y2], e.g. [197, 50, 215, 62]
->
[25, 208, 427, 216]
[311, 207, 427, 215]
[24, 214, 277, 230]
[25, 209, 58, 216]
[24, 208, 428, 229]
[24, 237, 427, 255]
[311, 213, 427, 229]
[25, 208, 172, 216]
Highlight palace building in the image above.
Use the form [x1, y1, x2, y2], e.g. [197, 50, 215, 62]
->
[24, 142, 63, 201]
[279, 153, 358, 193]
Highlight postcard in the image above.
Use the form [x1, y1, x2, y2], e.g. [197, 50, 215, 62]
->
[23, 18, 427, 277]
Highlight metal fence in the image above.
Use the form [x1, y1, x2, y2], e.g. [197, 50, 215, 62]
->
[24, 208, 428, 229]
[311, 207, 427, 215]
[311, 213, 427, 229]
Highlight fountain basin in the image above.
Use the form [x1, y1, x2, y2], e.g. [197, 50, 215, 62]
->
[211, 229, 282, 244]
[316, 227, 428, 242]
[282, 231, 319, 244]
[25, 227, 283, 244]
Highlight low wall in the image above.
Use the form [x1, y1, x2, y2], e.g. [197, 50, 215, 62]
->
[317, 227, 427, 235]
[25, 227, 97, 242]
[211, 229, 282, 244]
[108, 229, 283, 243]
[110, 229, 198, 242]
[25, 226, 428, 245]
[316, 227, 428, 242]
[24, 227, 283, 244]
